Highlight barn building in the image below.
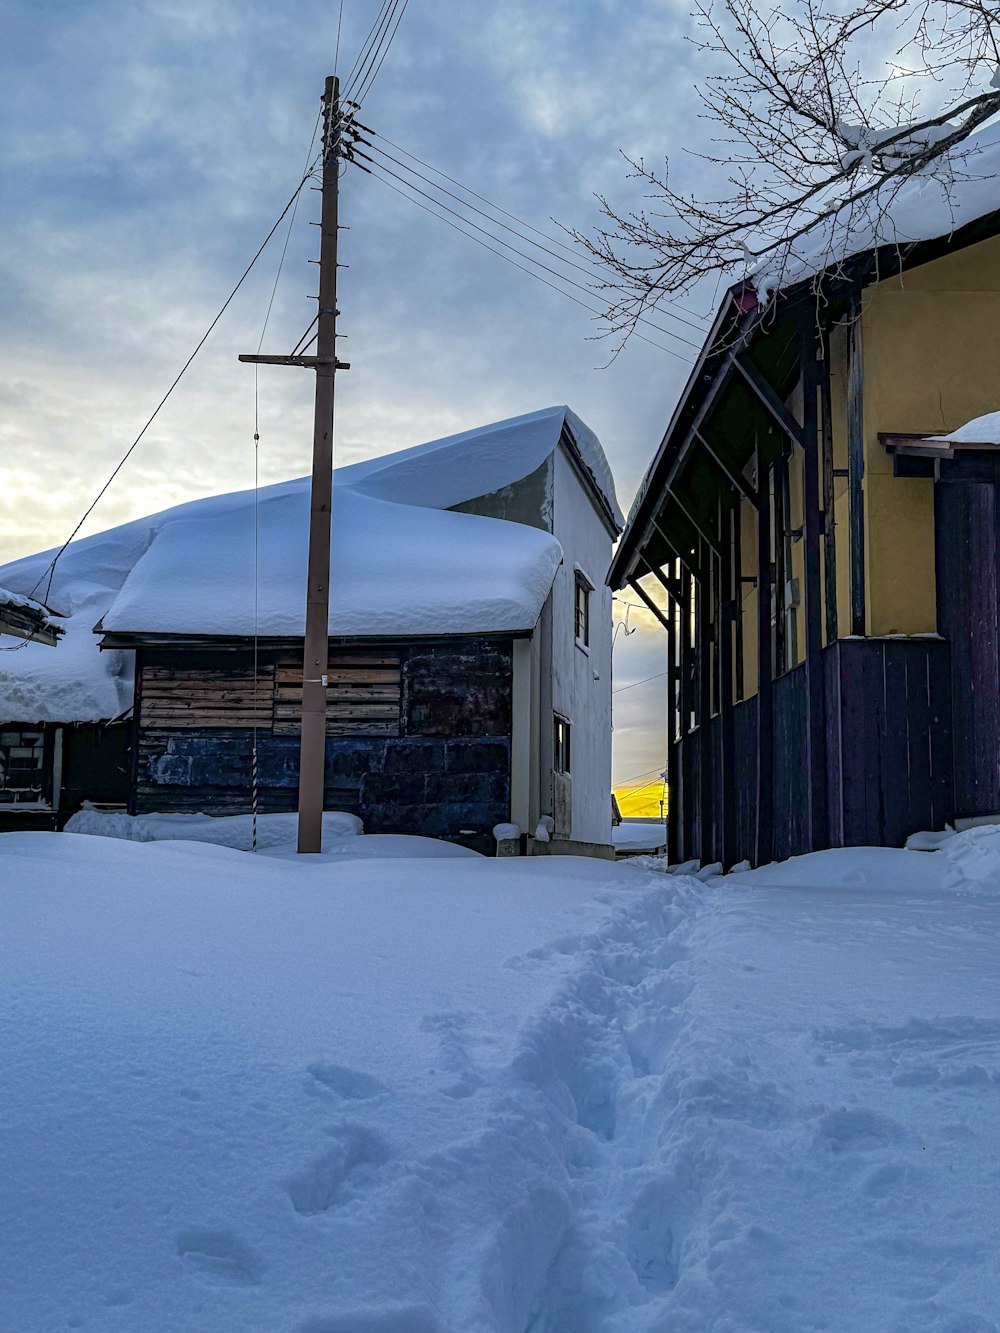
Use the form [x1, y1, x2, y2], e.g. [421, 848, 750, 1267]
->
[0, 407, 621, 854]
[611, 122, 1000, 866]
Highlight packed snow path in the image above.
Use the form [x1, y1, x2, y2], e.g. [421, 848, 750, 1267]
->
[1, 832, 998, 1330]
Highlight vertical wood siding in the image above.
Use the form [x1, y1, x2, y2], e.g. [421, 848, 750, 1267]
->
[670, 639, 953, 865]
[935, 460, 1000, 818]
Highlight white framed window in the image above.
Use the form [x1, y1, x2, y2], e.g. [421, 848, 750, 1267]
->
[574, 571, 592, 649]
[553, 714, 572, 775]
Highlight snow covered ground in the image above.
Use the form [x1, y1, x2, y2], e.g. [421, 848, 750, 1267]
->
[2, 829, 998, 1331]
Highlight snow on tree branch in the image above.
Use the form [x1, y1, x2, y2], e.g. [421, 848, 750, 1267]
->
[578, 0, 1000, 330]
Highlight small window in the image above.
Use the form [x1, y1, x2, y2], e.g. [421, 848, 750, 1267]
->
[0, 727, 48, 806]
[553, 714, 571, 775]
[574, 572, 591, 648]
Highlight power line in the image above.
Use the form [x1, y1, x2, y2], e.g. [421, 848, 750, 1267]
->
[352, 0, 410, 106]
[334, 0, 346, 73]
[613, 670, 668, 694]
[355, 140, 701, 353]
[30, 166, 319, 604]
[361, 161, 687, 360]
[256, 112, 323, 361]
[618, 778, 667, 798]
[343, 0, 407, 106]
[361, 125, 709, 337]
[615, 771, 667, 795]
[342, 0, 393, 95]
[345, 0, 398, 99]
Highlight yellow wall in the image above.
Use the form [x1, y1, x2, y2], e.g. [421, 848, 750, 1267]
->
[707, 233, 1000, 708]
[860, 232, 1000, 634]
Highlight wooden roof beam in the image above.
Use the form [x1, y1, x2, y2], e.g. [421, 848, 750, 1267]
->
[694, 429, 760, 509]
[650, 516, 704, 584]
[627, 577, 672, 632]
[733, 354, 805, 450]
[667, 490, 723, 559]
[645, 562, 684, 605]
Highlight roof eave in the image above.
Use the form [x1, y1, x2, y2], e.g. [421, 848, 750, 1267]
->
[608, 283, 755, 589]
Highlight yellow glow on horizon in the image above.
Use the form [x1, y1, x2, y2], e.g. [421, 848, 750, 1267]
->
[614, 783, 667, 820]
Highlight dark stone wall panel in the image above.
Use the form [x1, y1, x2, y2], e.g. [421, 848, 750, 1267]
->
[402, 640, 513, 738]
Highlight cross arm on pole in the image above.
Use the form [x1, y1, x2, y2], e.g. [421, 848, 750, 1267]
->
[239, 353, 351, 370]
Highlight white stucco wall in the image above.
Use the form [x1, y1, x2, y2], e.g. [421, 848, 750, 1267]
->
[546, 444, 615, 848]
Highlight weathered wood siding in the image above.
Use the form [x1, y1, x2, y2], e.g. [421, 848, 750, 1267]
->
[133, 639, 513, 852]
[935, 458, 1000, 819]
[669, 638, 953, 865]
[773, 664, 809, 860]
[825, 638, 954, 846]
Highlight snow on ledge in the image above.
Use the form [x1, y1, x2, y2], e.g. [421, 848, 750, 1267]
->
[928, 409, 1000, 446]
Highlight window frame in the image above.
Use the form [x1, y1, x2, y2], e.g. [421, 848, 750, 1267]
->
[0, 724, 58, 810]
[553, 713, 572, 776]
[574, 569, 592, 650]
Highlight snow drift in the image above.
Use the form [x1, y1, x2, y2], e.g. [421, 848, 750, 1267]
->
[1, 830, 998, 1330]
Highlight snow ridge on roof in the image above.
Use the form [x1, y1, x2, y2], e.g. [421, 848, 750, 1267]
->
[754, 119, 1000, 298]
[0, 407, 617, 722]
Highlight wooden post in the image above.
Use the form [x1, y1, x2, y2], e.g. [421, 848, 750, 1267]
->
[298, 76, 342, 854]
[697, 540, 713, 862]
[733, 503, 745, 701]
[800, 318, 829, 850]
[718, 491, 737, 867]
[820, 327, 838, 643]
[665, 565, 681, 863]
[847, 292, 867, 636]
[755, 434, 774, 865]
[773, 446, 788, 675]
[680, 565, 694, 860]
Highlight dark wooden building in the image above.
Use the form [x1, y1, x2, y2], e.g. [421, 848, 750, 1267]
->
[99, 636, 515, 854]
[610, 196, 1000, 866]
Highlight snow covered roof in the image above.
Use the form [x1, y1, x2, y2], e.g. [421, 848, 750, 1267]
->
[755, 119, 1000, 298]
[0, 406, 617, 722]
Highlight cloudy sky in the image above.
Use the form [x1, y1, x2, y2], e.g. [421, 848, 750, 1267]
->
[0, 0, 726, 796]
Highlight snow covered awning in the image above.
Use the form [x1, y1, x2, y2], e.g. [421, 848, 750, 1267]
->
[0, 587, 61, 647]
[880, 412, 1000, 460]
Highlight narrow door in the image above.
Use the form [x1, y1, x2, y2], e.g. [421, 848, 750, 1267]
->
[935, 455, 1000, 818]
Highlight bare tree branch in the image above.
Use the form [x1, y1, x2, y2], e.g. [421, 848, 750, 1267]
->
[576, 0, 1000, 328]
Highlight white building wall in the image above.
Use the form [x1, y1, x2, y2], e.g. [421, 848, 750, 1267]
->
[546, 444, 615, 849]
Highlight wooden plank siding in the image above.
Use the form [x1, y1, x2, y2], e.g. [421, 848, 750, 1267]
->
[142, 654, 403, 737]
[825, 638, 954, 847]
[668, 638, 954, 865]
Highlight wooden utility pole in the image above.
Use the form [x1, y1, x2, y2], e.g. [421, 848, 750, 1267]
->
[240, 74, 348, 854]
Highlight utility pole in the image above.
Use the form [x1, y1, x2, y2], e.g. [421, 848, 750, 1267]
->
[240, 74, 349, 854]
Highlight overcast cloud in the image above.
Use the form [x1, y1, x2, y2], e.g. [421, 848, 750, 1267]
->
[0, 0, 723, 789]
